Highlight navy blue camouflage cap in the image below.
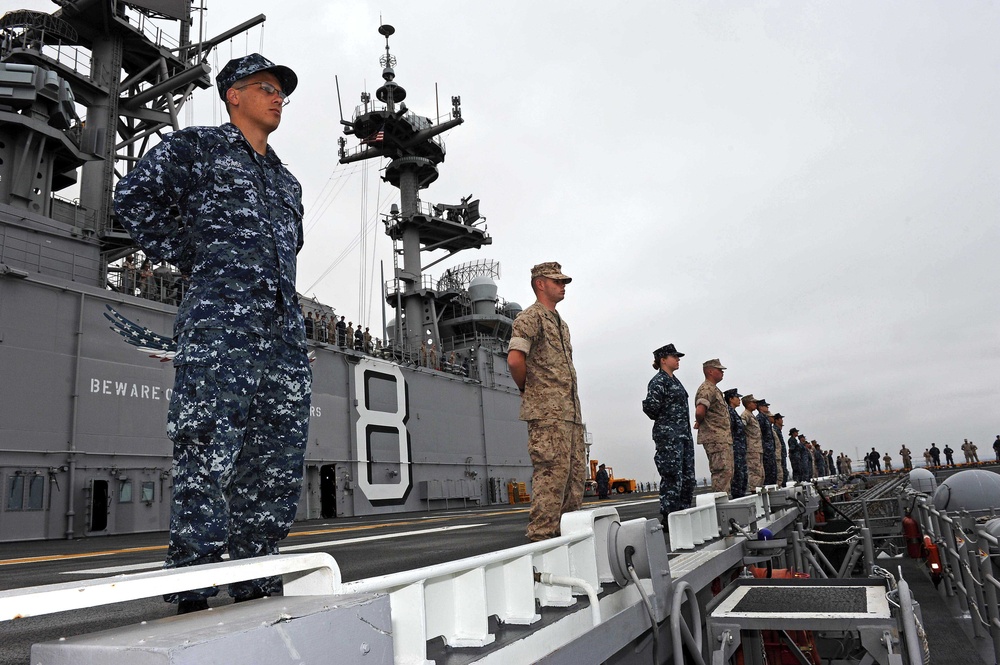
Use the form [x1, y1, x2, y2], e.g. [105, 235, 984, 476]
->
[653, 343, 684, 359]
[216, 53, 298, 101]
[723, 388, 741, 400]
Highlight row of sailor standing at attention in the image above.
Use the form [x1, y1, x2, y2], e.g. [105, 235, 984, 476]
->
[642, 346, 825, 527]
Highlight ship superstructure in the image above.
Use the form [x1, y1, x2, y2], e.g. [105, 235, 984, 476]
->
[338, 25, 518, 366]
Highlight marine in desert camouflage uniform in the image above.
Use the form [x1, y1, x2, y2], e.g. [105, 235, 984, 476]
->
[644, 344, 695, 523]
[771, 412, 788, 485]
[741, 395, 765, 490]
[114, 54, 310, 612]
[507, 262, 584, 541]
[899, 445, 912, 470]
[694, 359, 734, 494]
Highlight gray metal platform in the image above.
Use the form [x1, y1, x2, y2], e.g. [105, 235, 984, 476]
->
[707, 578, 904, 665]
[30, 593, 393, 665]
[712, 579, 891, 627]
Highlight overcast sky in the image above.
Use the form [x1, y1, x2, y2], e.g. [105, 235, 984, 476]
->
[31, 0, 1000, 483]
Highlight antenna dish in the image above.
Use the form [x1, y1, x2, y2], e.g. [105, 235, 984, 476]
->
[378, 24, 395, 37]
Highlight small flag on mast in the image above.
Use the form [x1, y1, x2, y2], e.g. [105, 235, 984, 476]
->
[361, 125, 385, 144]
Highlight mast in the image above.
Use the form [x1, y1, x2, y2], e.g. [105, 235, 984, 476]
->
[339, 25, 490, 358]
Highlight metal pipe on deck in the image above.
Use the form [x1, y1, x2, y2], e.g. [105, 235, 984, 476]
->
[896, 577, 925, 664]
[861, 526, 876, 576]
[806, 538, 840, 578]
[670, 581, 706, 665]
[536, 572, 600, 625]
[791, 528, 804, 573]
[977, 529, 1000, 665]
[960, 535, 990, 639]
[940, 518, 970, 612]
[837, 540, 861, 579]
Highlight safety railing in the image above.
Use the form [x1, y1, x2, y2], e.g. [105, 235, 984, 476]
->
[339, 507, 636, 664]
[910, 492, 1000, 664]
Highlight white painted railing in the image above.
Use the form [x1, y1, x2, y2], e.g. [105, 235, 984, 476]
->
[668, 492, 765, 550]
[341, 507, 624, 665]
[0, 552, 341, 621]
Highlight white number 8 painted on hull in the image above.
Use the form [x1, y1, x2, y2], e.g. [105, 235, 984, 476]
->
[353, 357, 412, 503]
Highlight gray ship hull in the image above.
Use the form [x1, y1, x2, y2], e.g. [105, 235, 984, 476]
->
[0, 268, 531, 542]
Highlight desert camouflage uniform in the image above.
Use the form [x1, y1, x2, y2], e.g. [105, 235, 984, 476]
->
[756, 412, 777, 485]
[695, 381, 733, 494]
[728, 406, 748, 498]
[643, 371, 694, 516]
[742, 410, 764, 490]
[773, 425, 788, 484]
[900, 445, 912, 470]
[114, 122, 311, 602]
[509, 302, 584, 541]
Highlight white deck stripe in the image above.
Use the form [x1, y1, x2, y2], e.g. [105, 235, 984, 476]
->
[61, 523, 487, 576]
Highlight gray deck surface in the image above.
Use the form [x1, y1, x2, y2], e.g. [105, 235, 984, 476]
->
[897, 553, 994, 664]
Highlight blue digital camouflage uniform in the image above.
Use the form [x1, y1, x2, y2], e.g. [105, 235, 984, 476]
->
[788, 435, 803, 481]
[800, 441, 814, 480]
[728, 406, 747, 497]
[756, 412, 777, 485]
[643, 371, 694, 517]
[114, 122, 311, 602]
[813, 447, 827, 476]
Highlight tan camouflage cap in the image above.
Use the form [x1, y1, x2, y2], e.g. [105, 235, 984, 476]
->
[703, 358, 726, 370]
[530, 262, 572, 282]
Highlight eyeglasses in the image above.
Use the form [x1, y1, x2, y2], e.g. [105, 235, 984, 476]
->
[233, 81, 290, 106]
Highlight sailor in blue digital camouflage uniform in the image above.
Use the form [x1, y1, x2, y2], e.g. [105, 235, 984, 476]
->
[113, 54, 310, 614]
[787, 427, 803, 481]
[755, 398, 778, 485]
[643, 344, 694, 527]
[725, 388, 747, 498]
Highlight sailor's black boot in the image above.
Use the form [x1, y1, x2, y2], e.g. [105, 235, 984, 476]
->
[177, 598, 209, 615]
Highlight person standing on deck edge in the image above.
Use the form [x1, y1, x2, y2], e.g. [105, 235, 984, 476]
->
[643, 344, 695, 528]
[113, 54, 311, 614]
[507, 262, 585, 541]
[694, 359, 733, 494]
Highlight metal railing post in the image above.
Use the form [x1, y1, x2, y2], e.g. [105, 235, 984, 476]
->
[861, 526, 875, 576]
[963, 533, 990, 639]
[976, 529, 1000, 665]
[940, 518, 969, 610]
[896, 577, 925, 664]
[791, 529, 803, 574]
